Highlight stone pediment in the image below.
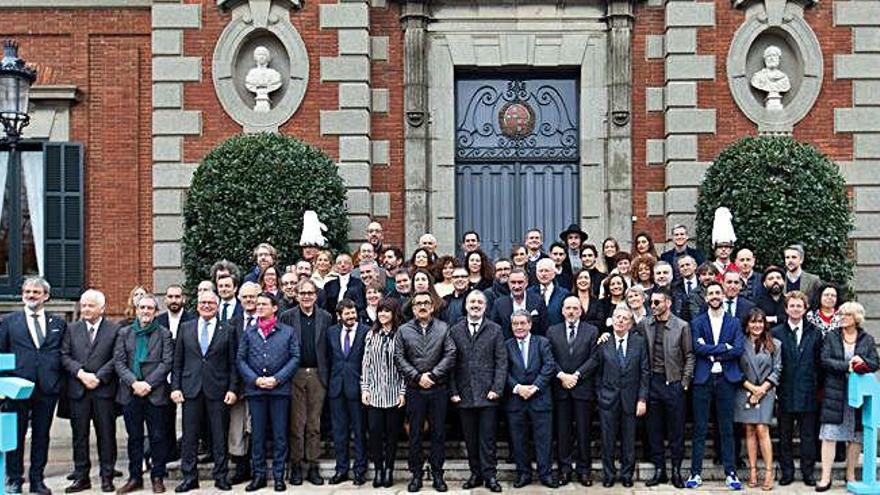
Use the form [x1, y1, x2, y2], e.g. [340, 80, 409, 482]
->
[217, 0, 300, 12]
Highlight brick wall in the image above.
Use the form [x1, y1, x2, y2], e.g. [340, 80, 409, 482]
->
[0, 8, 153, 315]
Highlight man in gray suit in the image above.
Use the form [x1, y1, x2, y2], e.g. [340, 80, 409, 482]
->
[783, 244, 820, 301]
[114, 294, 174, 494]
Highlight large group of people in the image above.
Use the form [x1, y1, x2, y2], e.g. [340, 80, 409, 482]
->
[1, 219, 877, 495]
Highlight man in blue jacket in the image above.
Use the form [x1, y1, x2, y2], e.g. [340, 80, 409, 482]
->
[686, 280, 744, 491]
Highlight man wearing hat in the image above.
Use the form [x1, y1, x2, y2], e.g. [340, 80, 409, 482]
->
[709, 208, 738, 280]
[755, 266, 788, 325]
[559, 224, 589, 274]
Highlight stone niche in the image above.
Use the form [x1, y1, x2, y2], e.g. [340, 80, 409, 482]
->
[213, 0, 309, 133]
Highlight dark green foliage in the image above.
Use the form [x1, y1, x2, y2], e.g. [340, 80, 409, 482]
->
[695, 136, 853, 284]
[182, 133, 349, 291]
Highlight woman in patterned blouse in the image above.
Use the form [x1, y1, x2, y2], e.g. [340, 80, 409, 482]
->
[806, 282, 844, 337]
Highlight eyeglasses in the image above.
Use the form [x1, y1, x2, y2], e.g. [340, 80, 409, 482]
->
[649, 299, 664, 306]
[299, 291, 316, 296]
[412, 300, 433, 307]
[198, 301, 218, 306]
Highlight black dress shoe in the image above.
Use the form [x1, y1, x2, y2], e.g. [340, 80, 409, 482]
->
[174, 479, 198, 493]
[432, 474, 448, 492]
[245, 477, 266, 492]
[29, 482, 52, 495]
[306, 466, 324, 485]
[602, 478, 615, 488]
[288, 465, 302, 486]
[815, 480, 832, 492]
[329, 472, 349, 485]
[214, 479, 232, 491]
[407, 476, 422, 492]
[274, 480, 286, 492]
[116, 478, 143, 494]
[7, 481, 23, 494]
[671, 469, 685, 489]
[101, 477, 115, 493]
[645, 469, 668, 487]
[462, 475, 483, 489]
[513, 475, 531, 488]
[485, 477, 502, 492]
[578, 473, 593, 487]
[230, 468, 251, 485]
[780, 475, 794, 486]
[113, 470, 124, 478]
[804, 476, 817, 487]
[353, 473, 366, 486]
[540, 477, 558, 489]
[66, 473, 77, 481]
[622, 478, 634, 487]
[383, 467, 395, 488]
[64, 479, 92, 494]
[558, 471, 571, 486]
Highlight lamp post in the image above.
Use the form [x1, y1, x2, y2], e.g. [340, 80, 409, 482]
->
[0, 40, 37, 145]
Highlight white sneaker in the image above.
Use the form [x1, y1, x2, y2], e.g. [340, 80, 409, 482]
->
[726, 473, 743, 490]
[685, 474, 702, 489]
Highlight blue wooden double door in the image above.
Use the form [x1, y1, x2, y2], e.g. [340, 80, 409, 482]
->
[454, 75, 581, 259]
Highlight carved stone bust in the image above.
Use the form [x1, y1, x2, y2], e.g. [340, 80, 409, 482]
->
[244, 46, 282, 113]
[750, 45, 791, 111]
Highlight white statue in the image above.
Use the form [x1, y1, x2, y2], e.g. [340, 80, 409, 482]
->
[750, 45, 791, 111]
[299, 210, 328, 247]
[244, 46, 282, 113]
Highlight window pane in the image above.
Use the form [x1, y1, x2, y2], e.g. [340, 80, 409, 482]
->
[20, 167, 37, 276]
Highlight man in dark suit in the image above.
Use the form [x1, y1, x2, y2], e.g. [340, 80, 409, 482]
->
[524, 228, 548, 287]
[772, 290, 821, 486]
[60, 289, 119, 493]
[491, 268, 547, 339]
[559, 223, 589, 274]
[326, 299, 369, 486]
[659, 224, 706, 280]
[449, 291, 507, 493]
[721, 271, 756, 325]
[755, 266, 788, 325]
[529, 258, 570, 328]
[735, 248, 764, 301]
[586, 306, 649, 488]
[114, 293, 174, 494]
[505, 310, 558, 489]
[323, 253, 366, 317]
[547, 296, 598, 487]
[171, 290, 240, 492]
[687, 281, 745, 490]
[279, 279, 333, 486]
[0, 277, 67, 495]
[482, 259, 512, 317]
[783, 245, 821, 301]
[217, 274, 245, 324]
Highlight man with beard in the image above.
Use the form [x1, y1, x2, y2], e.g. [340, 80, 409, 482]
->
[278, 272, 299, 314]
[686, 262, 719, 323]
[686, 281, 744, 490]
[755, 266, 787, 325]
[735, 249, 763, 301]
[294, 260, 313, 281]
[366, 221, 385, 257]
[482, 258, 512, 315]
[243, 243, 277, 284]
[442, 267, 470, 325]
[783, 245, 821, 300]
[382, 247, 405, 294]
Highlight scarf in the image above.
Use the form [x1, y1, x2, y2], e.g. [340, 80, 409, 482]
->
[258, 316, 277, 339]
[132, 318, 158, 380]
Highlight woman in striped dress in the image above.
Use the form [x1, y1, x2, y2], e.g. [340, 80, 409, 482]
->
[361, 298, 406, 488]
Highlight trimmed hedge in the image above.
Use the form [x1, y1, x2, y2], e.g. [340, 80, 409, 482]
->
[695, 136, 853, 285]
[182, 133, 349, 290]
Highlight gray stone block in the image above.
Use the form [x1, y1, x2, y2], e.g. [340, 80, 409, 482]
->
[153, 162, 197, 188]
[152, 30, 182, 56]
[665, 55, 715, 81]
[666, 134, 698, 160]
[855, 134, 880, 159]
[664, 213, 697, 235]
[646, 35, 665, 59]
[372, 192, 390, 217]
[854, 28, 880, 53]
[372, 89, 389, 113]
[856, 240, 880, 264]
[835, 54, 880, 79]
[665, 161, 711, 187]
[338, 29, 370, 56]
[666, 2, 715, 27]
[347, 215, 367, 242]
[153, 215, 184, 242]
[152, 57, 201, 82]
[320, 3, 369, 29]
[153, 189, 184, 215]
[152, 4, 200, 29]
[855, 186, 880, 211]
[647, 139, 665, 164]
[152, 136, 182, 162]
[854, 81, 880, 106]
[665, 187, 699, 213]
[339, 83, 371, 109]
[835, 108, 880, 133]
[646, 191, 665, 216]
[153, 268, 185, 294]
[666, 109, 716, 134]
[372, 140, 390, 165]
[646, 87, 664, 112]
[665, 81, 697, 107]
[665, 28, 697, 54]
[853, 266, 880, 291]
[152, 83, 182, 109]
[320, 56, 370, 82]
[320, 109, 370, 135]
[371, 36, 389, 61]
[854, 212, 880, 238]
[345, 188, 372, 215]
[371, 0, 387, 6]
[840, 161, 880, 185]
[153, 242, 182, 268]
[835, 2, 880, 26]
[152, 110, 201, 136]
[337, 162, 372, 189]
[339, 136, 371, 162]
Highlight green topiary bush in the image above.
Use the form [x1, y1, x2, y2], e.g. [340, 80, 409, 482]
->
[182, 133, 349, 291]
[695, 136, 853, 285]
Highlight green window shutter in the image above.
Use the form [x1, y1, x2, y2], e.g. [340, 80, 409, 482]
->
[44, 142, 83, 298]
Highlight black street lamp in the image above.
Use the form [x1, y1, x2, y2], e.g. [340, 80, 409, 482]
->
[0, 40, 37, 144]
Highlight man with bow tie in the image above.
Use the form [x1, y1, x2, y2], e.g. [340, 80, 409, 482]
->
[0, 277, 67, 495]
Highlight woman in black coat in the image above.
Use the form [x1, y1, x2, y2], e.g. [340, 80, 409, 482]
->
[816, 301, 880, 491]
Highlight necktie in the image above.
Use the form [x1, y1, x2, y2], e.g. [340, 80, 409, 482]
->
[199, 320, 210, 355]
[246, 315, 254, 329]
[568, 323, 576, 345]
[519, 339, 527, 367]
[88, 325, 96, 343]
[32, 314, 45, 347]
[540, 285, 547, 297]
[221, 302, 230, 322]
[726, 299, 734, 317]
[794, 327, 801, 347]
[686, 279, 693, 295]
[617, 338, 626, 367]
[470, 322, 479, 337]
[343, 328, 351, 356]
